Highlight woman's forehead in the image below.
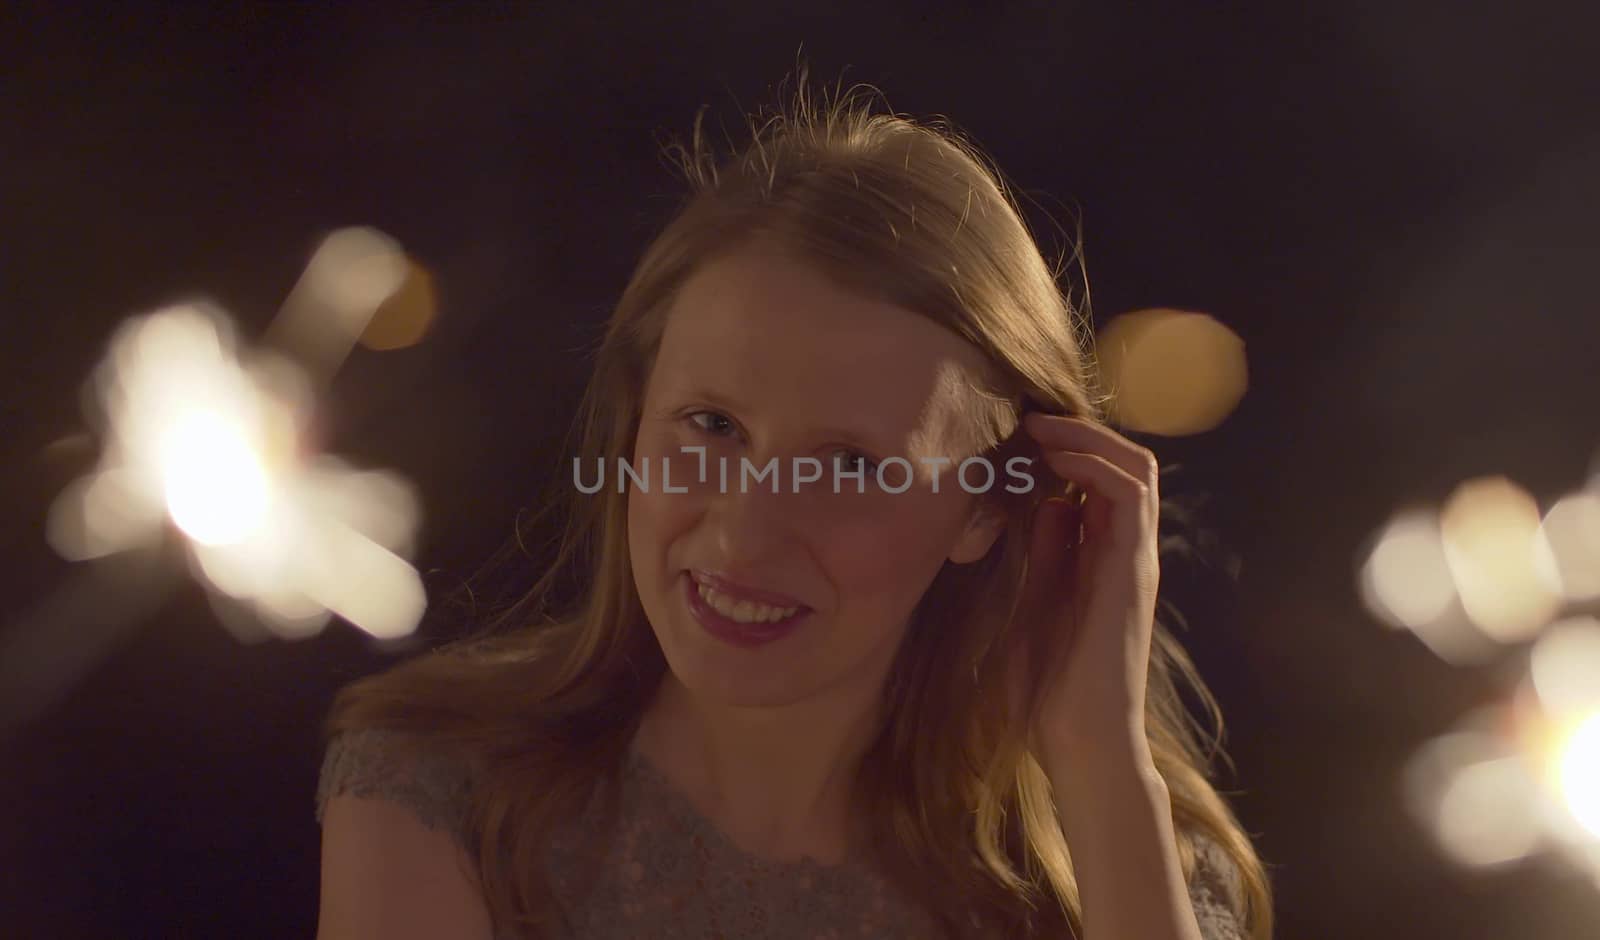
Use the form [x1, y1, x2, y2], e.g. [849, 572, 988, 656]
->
[660, 245, 989, 368]
[651, 252, 1001, 460]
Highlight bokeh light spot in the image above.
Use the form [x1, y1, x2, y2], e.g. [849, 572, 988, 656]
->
[359, 258, 438, 351]
[1440, 475, 1563, 644]
[1560, 712, 1600, 839]
[1097, 308, 1248, 436]
[159, 409, 272, 546]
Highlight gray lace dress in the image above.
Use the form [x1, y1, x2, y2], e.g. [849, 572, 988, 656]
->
[315, 728, 1251, 939]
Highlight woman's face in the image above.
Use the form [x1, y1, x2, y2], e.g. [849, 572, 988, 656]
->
[627, 243, 1010, 709]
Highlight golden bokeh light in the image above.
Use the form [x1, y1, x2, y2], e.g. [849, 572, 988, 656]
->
[1096, 308, 1248, 436]
[359, 258, 438, 351]
[1439, 475, 1564, 644]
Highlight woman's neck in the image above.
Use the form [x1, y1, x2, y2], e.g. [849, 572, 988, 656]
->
[632, 671, 882, 866]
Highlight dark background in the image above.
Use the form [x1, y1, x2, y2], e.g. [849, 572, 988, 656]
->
[4, 3, 1600, 938]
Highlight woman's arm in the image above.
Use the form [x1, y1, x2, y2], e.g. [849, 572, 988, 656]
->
[1048, 744, 1223, 940]
[316, 793, 496, 940]
[1014, 416, 1249, 939]
[313, 729, 494, 940]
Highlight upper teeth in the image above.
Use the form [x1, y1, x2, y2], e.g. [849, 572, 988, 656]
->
[697, 583, 800, 624]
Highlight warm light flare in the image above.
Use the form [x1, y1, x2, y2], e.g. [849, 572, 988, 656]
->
[1560, 713, 1600, 839]
[158, 408, 273, 546]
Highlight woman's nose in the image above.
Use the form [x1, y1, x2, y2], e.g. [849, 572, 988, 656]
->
[703, 477, 801, 562]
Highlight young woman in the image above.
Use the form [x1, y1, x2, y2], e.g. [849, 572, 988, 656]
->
[314, 73, 1274, 940]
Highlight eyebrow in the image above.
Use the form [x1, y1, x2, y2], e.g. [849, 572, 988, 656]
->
[681, 383, 897, 453]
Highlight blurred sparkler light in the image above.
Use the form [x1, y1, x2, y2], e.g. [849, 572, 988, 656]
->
[44, 226, 430, 644]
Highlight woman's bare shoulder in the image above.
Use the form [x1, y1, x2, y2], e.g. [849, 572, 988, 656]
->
[315, 728, 495, 940]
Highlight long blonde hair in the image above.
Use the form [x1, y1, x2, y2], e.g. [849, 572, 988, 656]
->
[323, 66, 1274, 939]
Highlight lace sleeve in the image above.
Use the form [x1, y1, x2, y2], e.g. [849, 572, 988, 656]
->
[1188, 836, 1250, 940]
[314, 727, 477, 844]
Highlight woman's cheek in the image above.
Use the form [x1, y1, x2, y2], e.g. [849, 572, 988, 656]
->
[810, 501, 907, 567]
[839, 493, 967, 576]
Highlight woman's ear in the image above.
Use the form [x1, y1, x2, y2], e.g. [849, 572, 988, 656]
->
[947, 497, 1007, 565]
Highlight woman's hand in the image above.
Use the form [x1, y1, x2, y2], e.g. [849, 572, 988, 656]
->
[1007, 412, 1163, 783]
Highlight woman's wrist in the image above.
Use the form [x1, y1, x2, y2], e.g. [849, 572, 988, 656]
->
[1041, 720, 1156, 788]
[1043, 727, 1167, 829]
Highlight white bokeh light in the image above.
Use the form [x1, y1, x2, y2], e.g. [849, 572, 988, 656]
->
[158, 408, 272, 546]
[1529, 616, 1600, 719]
[1560, 713, 1600, 840]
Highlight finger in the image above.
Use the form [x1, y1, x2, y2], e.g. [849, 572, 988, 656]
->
[1022, 414, 1160, 495]
[1036, 450, 1152, 553]
[1049, 447, 1152, 517]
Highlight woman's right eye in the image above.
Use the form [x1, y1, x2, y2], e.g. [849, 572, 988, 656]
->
[687, 410, 737, 437]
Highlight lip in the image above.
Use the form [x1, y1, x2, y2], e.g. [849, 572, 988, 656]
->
[688, 569, 810, 610]
[683, 572, 810, 649]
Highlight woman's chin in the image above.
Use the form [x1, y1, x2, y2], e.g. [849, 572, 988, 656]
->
[644, 584, 827, 708]
[660, 642, 817, 709]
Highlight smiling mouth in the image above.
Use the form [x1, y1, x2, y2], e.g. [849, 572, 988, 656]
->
[682, 572, 811, 647]
[687, 569, 810, 612]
